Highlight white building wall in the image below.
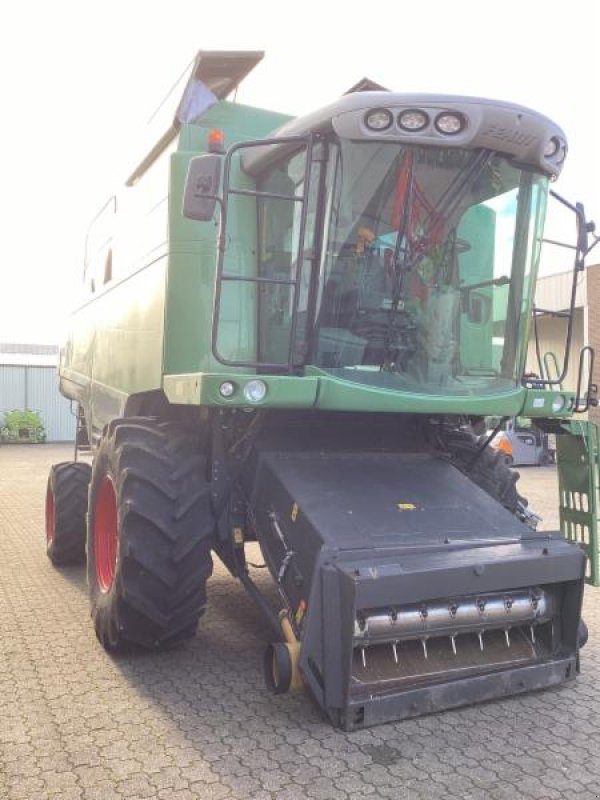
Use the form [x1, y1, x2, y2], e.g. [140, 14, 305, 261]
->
[534, 270, 587, 316]
[526, 309, 584, 391]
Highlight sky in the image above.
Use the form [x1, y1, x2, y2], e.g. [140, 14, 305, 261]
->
[1, 0, 598, 344]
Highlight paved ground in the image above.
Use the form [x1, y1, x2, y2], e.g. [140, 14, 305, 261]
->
[1, 445, 599, 800]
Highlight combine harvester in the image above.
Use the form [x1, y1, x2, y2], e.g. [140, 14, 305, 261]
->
[46, 51, 599, 729]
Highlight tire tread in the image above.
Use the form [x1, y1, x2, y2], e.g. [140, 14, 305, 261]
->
[47, 461, 91, 565]
[87, 418, 214, 651]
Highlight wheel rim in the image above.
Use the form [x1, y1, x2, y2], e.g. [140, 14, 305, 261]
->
[94, 476, 118, 592]
[45, 486, 55, 545]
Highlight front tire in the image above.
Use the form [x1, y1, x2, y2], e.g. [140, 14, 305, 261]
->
[434, 424, 525, 515]
[46, 461, 91, 565]
[87, 418, 214, 651]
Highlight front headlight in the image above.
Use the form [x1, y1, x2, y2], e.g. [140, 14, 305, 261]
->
[434, 112, 465, 135]
[219, 381, 235, 398]
[364, 109, 393, 131]
[544, 137, 560, 158]
[244, 380, 267, 403]
[398, 109, 429, 132]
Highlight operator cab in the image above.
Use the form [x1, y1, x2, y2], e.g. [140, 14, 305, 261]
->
[251, 133, 548, 395]
[186, 90, 569, 399]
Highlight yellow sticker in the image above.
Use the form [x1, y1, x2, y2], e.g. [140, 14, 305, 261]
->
[233, 527, 244, 545]
[397, 503, 417, 511]
[291, 502, 299, 522]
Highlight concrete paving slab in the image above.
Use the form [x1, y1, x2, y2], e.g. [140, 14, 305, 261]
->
[0, 444, 598, 799]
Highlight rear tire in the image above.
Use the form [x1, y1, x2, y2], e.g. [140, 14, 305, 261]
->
[87, 418, 214, 651]
[46, 461, 91, 565]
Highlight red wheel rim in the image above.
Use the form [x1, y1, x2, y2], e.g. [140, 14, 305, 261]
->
[94, 476, 118, 592]
[45, 486, 55, 545]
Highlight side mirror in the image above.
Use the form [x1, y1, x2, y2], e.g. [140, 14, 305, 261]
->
[182, 154, 222, 221]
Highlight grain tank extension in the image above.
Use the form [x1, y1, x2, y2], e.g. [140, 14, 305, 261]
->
[46, 50, 598, 729]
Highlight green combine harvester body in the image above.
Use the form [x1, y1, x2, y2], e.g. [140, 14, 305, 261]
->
[48, 51, 598, 730]
[67, 94, 570, 423]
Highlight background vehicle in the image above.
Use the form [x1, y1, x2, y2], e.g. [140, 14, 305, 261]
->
[490, 418, 555, 466]
[46, 50, 598, 730]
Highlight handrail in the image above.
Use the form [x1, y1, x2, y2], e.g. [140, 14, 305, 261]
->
[574, 346, 596, 414]
[523, 189, 587, 390]
[542, 351, 563, 390]
[84, 195, 117, 267]
[211, 135, 315, 373]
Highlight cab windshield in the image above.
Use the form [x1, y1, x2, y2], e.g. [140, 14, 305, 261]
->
[312, 140, 548, 395]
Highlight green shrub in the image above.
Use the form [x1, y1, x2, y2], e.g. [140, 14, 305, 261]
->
[1, 410, 46, 442]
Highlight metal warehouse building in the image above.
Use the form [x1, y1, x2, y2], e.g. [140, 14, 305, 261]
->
[0, 343, 75, 442]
